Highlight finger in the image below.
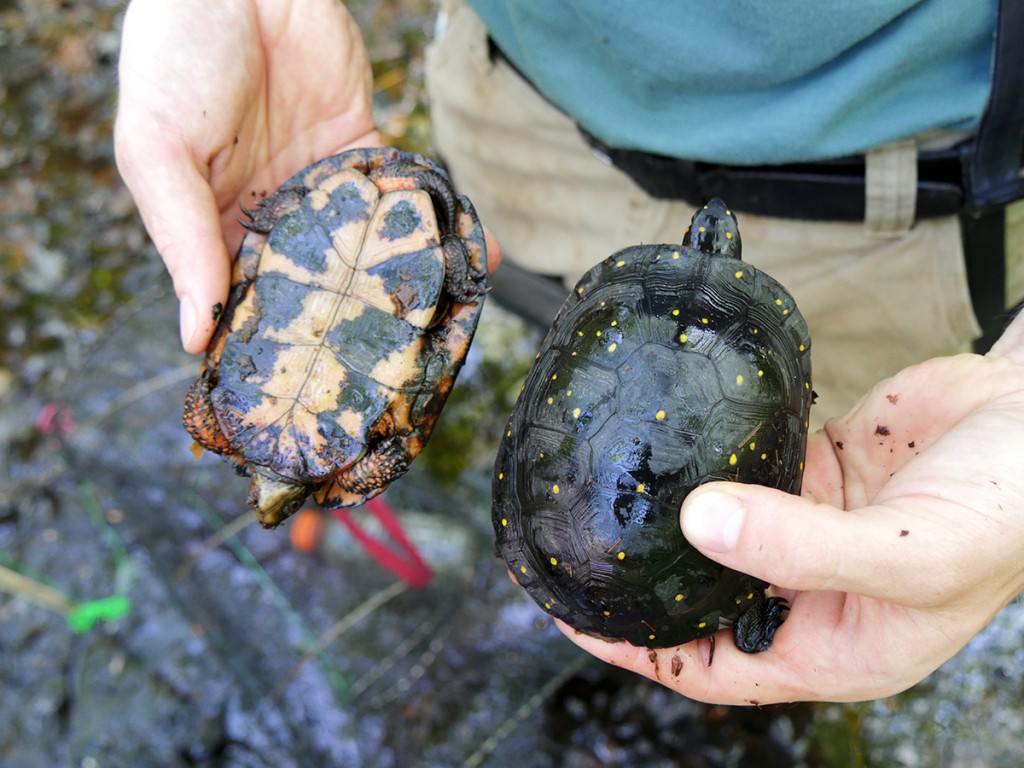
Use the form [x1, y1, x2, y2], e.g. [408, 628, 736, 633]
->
[482, 226, 503, 274]
[556, 597, 930, 706]
[556, 621, 813, 705]
[556, 617, 850, 706]
[116, 128, 231, 354]
[679, 482, 961, 606]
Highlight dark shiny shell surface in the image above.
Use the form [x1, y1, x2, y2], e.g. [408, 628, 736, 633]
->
[492, 237, 812, 648]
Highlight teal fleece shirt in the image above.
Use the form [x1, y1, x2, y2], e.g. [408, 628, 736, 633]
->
[469, 0, 997, 164]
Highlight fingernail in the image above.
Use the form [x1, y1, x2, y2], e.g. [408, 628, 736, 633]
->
[681, 490, 745, 553]
[179, 295, 197, 350]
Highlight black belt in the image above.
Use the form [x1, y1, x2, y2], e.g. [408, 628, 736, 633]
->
[489, 0, 1023, 350]
[584, 128, 1013, 353]
[581, 130, 967, 221]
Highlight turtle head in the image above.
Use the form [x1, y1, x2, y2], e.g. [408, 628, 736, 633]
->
[684, 198, 742, 260]
[247, 467, 310, 528]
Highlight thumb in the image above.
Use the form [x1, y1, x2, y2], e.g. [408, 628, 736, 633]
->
[115, 125, 231, 354]
[680, 482, 893, 598]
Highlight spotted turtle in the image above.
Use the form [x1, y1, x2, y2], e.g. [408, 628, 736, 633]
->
[492, 199, 811, 651]
[184, 147, 488, 528]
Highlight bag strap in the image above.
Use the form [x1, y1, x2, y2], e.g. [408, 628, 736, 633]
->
[961, 0, 1023, 352]
[961, 0, 1024, 212]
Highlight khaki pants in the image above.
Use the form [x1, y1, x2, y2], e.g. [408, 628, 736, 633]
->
[425, 0, 1023, 424]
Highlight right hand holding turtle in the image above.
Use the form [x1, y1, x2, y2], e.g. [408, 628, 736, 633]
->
[115, 0, 380, 353]
[564, 312, 1024, 703]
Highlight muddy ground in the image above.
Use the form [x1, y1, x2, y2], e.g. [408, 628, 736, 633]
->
[1, 2, 1022, 766]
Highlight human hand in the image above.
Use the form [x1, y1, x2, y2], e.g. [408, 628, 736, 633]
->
[561, 313, 1024, 704]
[115, 0, 380, 353]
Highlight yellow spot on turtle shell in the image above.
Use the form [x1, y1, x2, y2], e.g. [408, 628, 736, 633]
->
[603, 610, 611, 617]
[783, 309, 790, 315]
[498, 472, 504, 480]
[672, 309, 680, 316]
[547, 397, 553, 405]
[596, 330, 602, 337]
[747, 592, 755, 599]
[610, 320, 618, 327]
[520, 565, 527, 574]
[672, 251, 680, 259]
[799, 461, 804, 471]
[725, 232, 733, 239]
[577, 330, 584, 337]
[761, 453, 768, 460]
[675, 594, 684, 602]
[735, 270, 744, 278]
[572, 407, 581, 418]
[551, 373, 558, 380]
[679, 333, 687, 343]
[607, 343, 617, 352]
[616, 260, 626, 267]
[550, 557, 558, 566]
[799, 344, 806, 352]
[506, 430, 512, 437]
[552, 484, 560, 494]
[701, 317, 709, 324]
[636, 483, 646, 493]
[729, 454, 738, 466]
[655, 409, 666, 420]
[698, 621, 707, 629]
[577, 287, 585, 295]
[545, 602, 551, 609]
[617, 551, 626, 560]
[501, 518, 508, 527]
[736, 374, 744, 385]
[749, 442, 756, 450]
[775, 298, 783, 306]
[698, 226, 706, 233]
[758, 370, 764, 377]
[649, 634, 656, 640]
[566, 389, 573, 396]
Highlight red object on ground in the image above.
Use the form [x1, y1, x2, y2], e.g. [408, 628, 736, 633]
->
[37, 403, 76, 436]
[331, 496, 434, 588]
[289, 508, 325, 554]
[289, 496, 433, 589]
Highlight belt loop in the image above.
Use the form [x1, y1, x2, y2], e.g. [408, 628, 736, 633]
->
[864, 139, 918, 236]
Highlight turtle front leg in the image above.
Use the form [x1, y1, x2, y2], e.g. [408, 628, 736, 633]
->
[441, 231, 488, 304]
[314, 436, 413, 509]
[377, 164, 488, 303]
[240, 185, 308, 233]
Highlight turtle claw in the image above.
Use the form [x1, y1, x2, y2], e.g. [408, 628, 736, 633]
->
[238, 211, 263, 233]
[238, 187, 308, 234]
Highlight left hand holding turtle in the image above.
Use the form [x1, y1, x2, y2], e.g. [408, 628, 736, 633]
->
[562, 312, 1024, 704]
[115, 0, 380, 354]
